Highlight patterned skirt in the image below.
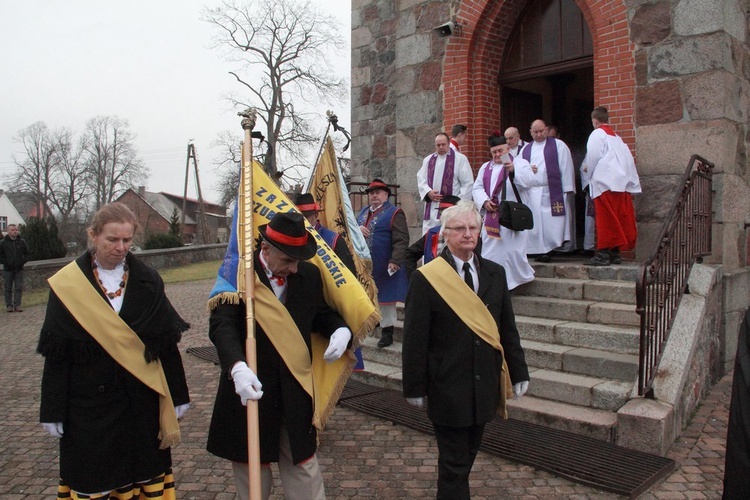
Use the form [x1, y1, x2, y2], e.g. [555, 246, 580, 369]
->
[56, 469, 175, 499]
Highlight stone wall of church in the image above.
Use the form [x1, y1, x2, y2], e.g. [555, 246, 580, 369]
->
[351, 0, 457, 236]
[630, 0, 750, 272]
[630, 0, 750, 367]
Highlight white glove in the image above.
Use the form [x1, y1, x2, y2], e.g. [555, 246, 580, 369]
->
[323, 327, 352, 362]
[406, 397, 424, 408]
[175, 403, 190, 419]
[513, 380, 529, 399]
[231, 361, 264, 405]
[42, 422, 64, 438]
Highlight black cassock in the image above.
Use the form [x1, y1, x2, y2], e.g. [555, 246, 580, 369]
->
[723, 308, 750, 499]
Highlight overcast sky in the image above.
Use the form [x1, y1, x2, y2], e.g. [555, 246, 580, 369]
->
[0, 0, 351, 205]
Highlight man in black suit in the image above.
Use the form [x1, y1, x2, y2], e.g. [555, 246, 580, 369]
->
[402, 200, 530, 500]
[207, 212, 352, 499]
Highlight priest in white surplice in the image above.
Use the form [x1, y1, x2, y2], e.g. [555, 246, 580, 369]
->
[520, 119, 576, 262]
[472, 132, 535, 290]
[417, 132, 474, 234]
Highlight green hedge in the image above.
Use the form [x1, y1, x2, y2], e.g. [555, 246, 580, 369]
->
[143, 233, 183, 250]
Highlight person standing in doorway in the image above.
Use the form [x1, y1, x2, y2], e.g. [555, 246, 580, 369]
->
[581, 106, 641, 266]
[504, 127, 526, 158]
[0, 224, 28, 312]
[520, 119, 576, 262]
[450, 124, 468, 152]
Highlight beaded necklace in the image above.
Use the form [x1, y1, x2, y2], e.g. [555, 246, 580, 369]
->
[92, 259, 129, 299]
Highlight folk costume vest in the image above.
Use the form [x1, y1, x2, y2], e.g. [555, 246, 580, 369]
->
[357, 202, 409, 303]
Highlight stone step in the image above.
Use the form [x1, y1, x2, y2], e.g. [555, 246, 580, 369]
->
[349, 359, 402, 392]
[526, 368, 633, 411]
[531, 261, 640, 283]
[506, 395, 618, 443]
[512, 296, 639, 327]
[351, 365, 620, 443]
[515, 277, 636, 305]
[522, 339, 639, 381]
[359, 335, 402, 367]
[516, 317, 640, 355]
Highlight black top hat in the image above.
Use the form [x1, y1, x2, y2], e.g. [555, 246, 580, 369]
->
[365, 178, 391, 195]
[294, 193, 320, 216]
[258, 212, 317, 261]
[437, 195, 461, 210]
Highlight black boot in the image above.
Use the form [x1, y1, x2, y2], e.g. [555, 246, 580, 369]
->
[377, 326, 394, 348]
[586, 249, 611, 266]
[610, 247, 623, 265]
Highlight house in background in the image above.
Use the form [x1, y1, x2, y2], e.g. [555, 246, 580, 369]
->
[116, 186, 228, 244]
[0, 190, 27, 233]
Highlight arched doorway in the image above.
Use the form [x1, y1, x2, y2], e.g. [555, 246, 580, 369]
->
[499, 0, 594, 168]
[498, 0, 594, 249]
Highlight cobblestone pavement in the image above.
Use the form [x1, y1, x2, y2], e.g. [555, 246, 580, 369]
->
[0, 279, 731, 499]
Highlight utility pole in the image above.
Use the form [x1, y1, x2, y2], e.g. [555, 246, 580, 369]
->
[182, 142, 211, 244]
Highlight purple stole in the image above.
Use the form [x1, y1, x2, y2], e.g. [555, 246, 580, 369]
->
[423, 149, 456, 221]
[523, 139, 566, 216]
[481, 161, 507, 238]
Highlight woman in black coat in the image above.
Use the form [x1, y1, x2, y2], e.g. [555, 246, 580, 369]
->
[38, 203, 190, 498]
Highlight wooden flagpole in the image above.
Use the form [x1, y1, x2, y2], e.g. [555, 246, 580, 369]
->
[239, 108, 262, 500]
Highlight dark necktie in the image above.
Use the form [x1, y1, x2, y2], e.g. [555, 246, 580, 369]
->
[462, 262, 475, 293]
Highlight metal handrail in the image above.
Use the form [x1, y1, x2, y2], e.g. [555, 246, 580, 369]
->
[347, 181, 401, 214]
[635, 155, 714, 397]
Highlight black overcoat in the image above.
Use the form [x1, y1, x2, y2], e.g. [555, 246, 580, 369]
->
[206, 255, 347, 464]
[723, 308, 750, 499]
[402, 250, 529, 427]
[37, 251, 190, 493]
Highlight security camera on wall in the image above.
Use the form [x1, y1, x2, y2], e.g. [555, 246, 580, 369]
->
[432, 20, 457, 38]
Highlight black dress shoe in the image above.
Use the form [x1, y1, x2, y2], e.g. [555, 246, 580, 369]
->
[586, 251, 611, 266]
[377, 326, 394, 348]
[535, 253, 551, 263]
[610, 248, 623, 265]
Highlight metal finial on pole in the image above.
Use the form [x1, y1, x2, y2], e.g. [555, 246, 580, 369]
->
[239, 107, 258, 132]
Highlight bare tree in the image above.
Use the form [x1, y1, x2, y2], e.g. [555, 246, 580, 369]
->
[48, 129, 91, 240]
[82, 115, 147, 210]
[203, 0, 347, 178]
[210, 130, 243, 208]
[11, 121, 58, 214]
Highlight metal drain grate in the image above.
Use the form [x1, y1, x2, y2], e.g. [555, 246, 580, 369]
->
[186, 345, 220, 365]
[338, 381, 675, 498]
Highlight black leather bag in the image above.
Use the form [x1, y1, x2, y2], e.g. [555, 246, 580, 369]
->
[498, 176, 534, 231]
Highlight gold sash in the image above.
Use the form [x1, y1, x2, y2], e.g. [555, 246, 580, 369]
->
[418, 257, 513, 418]
[48, 262, 180, 449]
[254, 277, 354, 429]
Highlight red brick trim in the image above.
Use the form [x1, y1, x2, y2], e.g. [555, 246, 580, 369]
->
[443, 0, 636, 171]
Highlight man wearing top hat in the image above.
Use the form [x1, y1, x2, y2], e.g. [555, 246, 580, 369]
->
[206, 211, 353, 499]
[356, 179, 409, 348]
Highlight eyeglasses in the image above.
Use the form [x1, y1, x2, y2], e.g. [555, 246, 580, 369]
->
[445, 225, 480, 234]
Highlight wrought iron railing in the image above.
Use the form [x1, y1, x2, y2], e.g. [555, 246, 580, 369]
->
[635, 155, 714, 397]
[347, 181, 401, 214]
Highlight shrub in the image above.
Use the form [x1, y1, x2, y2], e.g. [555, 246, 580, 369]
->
[24, 216, 67, 261]
[143, 233, 183, 250]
